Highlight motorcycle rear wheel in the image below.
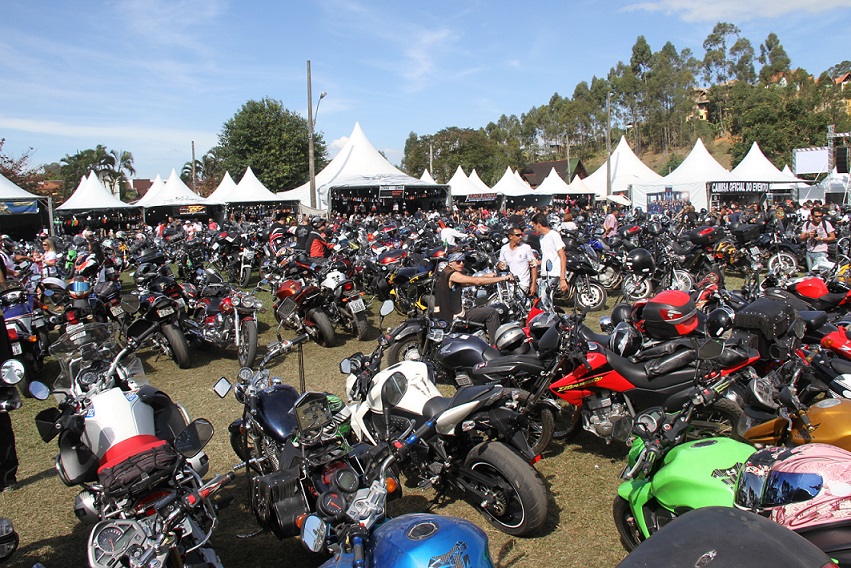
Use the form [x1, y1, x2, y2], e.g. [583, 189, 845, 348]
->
[688, 398, 742, 441]
[162, 323, 191, 369]
[514, 391, 555, 455]
[575, 280, 607, 312]
[464, 442, 548, 537]
[613, 495, 645, 551]
[307, 308, 336, 348]
[621, 274, 653, 301]
[237, 319, 258, 367]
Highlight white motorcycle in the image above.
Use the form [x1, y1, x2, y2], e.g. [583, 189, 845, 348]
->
[34, 320, 231, 568]
[338, 302, 549, 537]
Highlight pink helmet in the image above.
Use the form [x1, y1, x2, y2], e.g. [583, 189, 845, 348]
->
[735, 443, 851, 531]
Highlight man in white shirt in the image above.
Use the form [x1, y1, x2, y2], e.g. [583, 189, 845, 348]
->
[531, 212, 567, 310]
[439, 223, 467, 247]
[498, 227, 538, 296]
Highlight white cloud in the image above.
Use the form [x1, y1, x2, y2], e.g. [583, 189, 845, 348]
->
[623, 0, 851, 21]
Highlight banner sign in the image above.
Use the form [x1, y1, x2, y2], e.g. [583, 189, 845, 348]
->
[708, 181, 771, 194]
[378, 186, 404, 199]
[178, 205, 207, 216]
[0, 200, 38, 214]
[466, 193, 498, 202]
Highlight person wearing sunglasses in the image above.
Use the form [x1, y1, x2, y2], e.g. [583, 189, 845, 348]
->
[433, 251, 513, 345]
[498, 227, 537, 297]
[799, 207, 835, 272]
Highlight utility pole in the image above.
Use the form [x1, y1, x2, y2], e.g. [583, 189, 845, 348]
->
[307, 60, 317, 209]
[191, 140, 197, 194]
[565, 134, 571, 183]
[606, 92, 612, 197]
[429, 139, 433, 174]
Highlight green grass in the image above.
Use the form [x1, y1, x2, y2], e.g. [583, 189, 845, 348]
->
[1, 281, 636, 568]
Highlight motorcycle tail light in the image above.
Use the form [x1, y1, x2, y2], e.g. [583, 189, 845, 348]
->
[342, 282, 354, 292]
[5, 327, 17, 341]
[219, 297, 234, 314]
[530, 454, 542, 465]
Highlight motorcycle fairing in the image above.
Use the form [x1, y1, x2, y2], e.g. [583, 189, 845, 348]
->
[254, 384, 300, 444]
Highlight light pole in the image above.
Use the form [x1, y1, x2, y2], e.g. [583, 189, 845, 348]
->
[606, 91, 612, 198]
[307, 61, 327, 210]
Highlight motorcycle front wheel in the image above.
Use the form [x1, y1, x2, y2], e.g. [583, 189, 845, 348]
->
[767, 252, 798, 277]
[514, 391, 555, 455]
[621, 274, 653, 301]
[237, 319, 258, 367]
[162, 323, 191, 369]
[238, 266, 251, 288]
[385, 336, 422, 366]
[575, 280, 607, 312]
[306, 308, 336, 348]
[688, 398, 742, 441]
[464, 442, 548, 537]
[613, 495, 645, 551]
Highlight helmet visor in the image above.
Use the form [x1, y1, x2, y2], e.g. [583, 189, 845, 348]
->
[737, 468, 823, 510]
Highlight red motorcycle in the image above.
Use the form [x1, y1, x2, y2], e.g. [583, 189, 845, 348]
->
[272, 278, 336, 347]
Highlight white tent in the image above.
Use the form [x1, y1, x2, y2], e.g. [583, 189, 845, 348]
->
[447, 166, 485, 197]
[632, 139, 732, 212]
[0, 172, 43, 218]
[534, 167, 571, 195]
[491, 167, 532, 197]
[282, 123, 446, 210]
[730, 142, 805, 183]
[420, 169, 436, 184]
[565, 175, 597, 195]
[0, 172, 40, 200]
[206, 172, 239, 202]
[134, 175, 165, 207]
[141, 169, 220, 208]
[583, 136, 662, 200]
[228, 167, 289, 203]
[57, 171, 137, 211]
[469, 169, 491, 192]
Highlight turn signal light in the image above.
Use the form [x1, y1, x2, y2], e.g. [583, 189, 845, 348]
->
[530, 454, 542, 465]
[385, 478, 398, 494]
[296, 513, 308, 529]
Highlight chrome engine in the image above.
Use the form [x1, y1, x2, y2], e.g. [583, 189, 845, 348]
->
[582, 392, 629, 441]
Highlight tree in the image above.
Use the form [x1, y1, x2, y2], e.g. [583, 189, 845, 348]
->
[702, 22, 741, 86]
[758, 32, 791, 84]
[827, 61, 851, 78]
[217, 98, 326, 192]
[0, 138, 44, 193]
[100, 149, 135, 199]
[181, 149, 223, 197]
[59, 147, 100, 199]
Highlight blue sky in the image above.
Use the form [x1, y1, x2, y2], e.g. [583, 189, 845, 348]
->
[1, 0, 850, 182]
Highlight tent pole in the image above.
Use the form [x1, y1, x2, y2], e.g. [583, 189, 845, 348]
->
[47, 197, 55, 236]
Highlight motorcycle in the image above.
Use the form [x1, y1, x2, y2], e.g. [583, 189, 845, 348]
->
[270, 276, 336, 348]
[317, 259, 371, 341]
[340, 302, 549, 537]
[33, 320, 229, 568]
[0, 281, 49, 389]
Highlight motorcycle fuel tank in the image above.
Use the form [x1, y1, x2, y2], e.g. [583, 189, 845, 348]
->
[254, 384, 300, 444]
[437, 334, 493, 370]
[83, 389, 156, 459]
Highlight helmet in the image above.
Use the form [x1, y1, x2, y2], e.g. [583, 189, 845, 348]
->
[609, 322, 642, 357]
[67, 278, 91, 300]
[489, 302, 511, 324]
[707, 306, 736, 338]
[735, 444, 851, 532]
[714, 241, 741, 267]
[611, 302, 634, 325]
[74, 489, 99, 525]
[625, 248, 655, 275]
[495, 323, 529, 354]
[134, 263, 158, 287]
[643, 290, 699, 339]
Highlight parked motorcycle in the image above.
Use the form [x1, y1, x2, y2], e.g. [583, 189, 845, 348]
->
[317, 260, 371, 341]
[270, 277, 336, 347]
[0, 281, 49, 390]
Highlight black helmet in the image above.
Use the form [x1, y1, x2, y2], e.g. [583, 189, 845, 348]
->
[611, 302, 634, 325]
[707, 306, 736, 338]
[134, 263, 158, 287]
[609, 322, 642, 358]
[625, 248, 655, 275]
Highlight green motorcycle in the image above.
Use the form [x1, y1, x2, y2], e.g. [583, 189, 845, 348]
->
[613, 340, 757, 551]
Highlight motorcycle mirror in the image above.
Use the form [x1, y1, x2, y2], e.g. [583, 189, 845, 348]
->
[696, 339, 724, 361]
[174, 418, 215, 458]
[43, 288, 54, 297]
[0, 360, 25, 385]
[0, 518, 19, 563]
[340, 359, 352, 375]
[379, 300, 394, 317]
[121, 295, 141, 315]
[790, 319, 805, 340]
[213, 377, 232, 398]
[28, 381, 50, 401]
[546, 259, 553, 273]
[301, 515, 328, 553]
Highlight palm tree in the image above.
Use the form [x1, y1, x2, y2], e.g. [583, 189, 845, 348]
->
[181, 150, 222, 196]
[101, 149, 135, 199]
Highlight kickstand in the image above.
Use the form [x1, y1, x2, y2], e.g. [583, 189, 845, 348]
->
[236, 528, 267, 539]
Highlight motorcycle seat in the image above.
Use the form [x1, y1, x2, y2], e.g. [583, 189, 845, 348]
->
[606, 349, 698, 390]
[422, 384, 500, 419]
[578, 325, 609, 347]
[829, 357, 851, 376]
[799, 310, 829, 331]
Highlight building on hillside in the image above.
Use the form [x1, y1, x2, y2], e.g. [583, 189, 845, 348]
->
[520, 158, 587, 188]
[692, 88, 710, 121]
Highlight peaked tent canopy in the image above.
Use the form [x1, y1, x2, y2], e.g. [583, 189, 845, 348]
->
[281, 123, 448, 212]
[228, 167, 290, 203]
[469, 169, 491, 192]
[566, 175, 597, 196]
[534, 167, 571, 196]
[730, 142, 806, 183]
[0, 173, 40, 200]
[57, 171, 137, 211]
[206, 172, 239, 203]
[583, 136, 662, 200]
[491, 167, 531, 197]
[448, 166, 487, 197]
[134, 174, 164, 207]
[141, 169, 221, 208]
[420, 169, 436, 184]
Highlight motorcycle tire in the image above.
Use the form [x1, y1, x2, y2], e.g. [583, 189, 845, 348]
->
[238, 266, 251, 288]
[385, 335, 422, 366]
[575, 280, 607, 312]
[351, 310, 370, 341]
[237, 319, 258, 367]
[613, 495, 645, 551]
[515, 391, 555, 455]
[162, 323, 191, 369]
[688, 397, 742, 441]
[307, 308, 336, 348]
[768, 252, 798, 277]
[668, 269, 693, 292]
[464, 442, 548, 537]
[621, 274, 653, 301]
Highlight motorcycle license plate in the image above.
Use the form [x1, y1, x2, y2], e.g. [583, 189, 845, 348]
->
[157, 307, 175, 318]
[348, 298, 366, 313]
[749, 246, 760, 257]
[110, 305, 124, 316]
[176, 298, 186, 308]
[11, 342, 21, 356]
[212, 242, 220, 250]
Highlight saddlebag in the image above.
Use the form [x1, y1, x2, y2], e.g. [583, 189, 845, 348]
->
[98, 442, 177, 499]
[252, 467, 310, 539]
[733, 298, 797, 360]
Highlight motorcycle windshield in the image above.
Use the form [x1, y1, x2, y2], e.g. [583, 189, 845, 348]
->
[49, 322, 122, 394]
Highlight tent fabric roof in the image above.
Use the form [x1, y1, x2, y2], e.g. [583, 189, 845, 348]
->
[448, 166, 487, 197]
[134, 174, 164, 206]
[658, 139, 733, 185]
[491, 167, 532, 197]
[141, 170, 221, 207]
[468, 169, 491, 192]
[57, 171, 137, 211]
[582, 136, 662, 198]
[206, 172, 238, 202]
[229, 167, 289, 203]
[534, 167, 571, 195]
[0, 173, 40, 200]
[730, 142, 804, 183]
[420, 169, 436, 184]
[282, 123, 443, 209]
[566, 175, 597, 195]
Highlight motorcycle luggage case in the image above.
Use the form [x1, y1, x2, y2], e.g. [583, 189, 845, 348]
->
[137, 249, 166, 266]
[252, 467, 310, 539]
[688, 226, 724, 246]
[642, 290, 698, 340]
[733, 297, 797, 360]
[732, 224, 760, 244]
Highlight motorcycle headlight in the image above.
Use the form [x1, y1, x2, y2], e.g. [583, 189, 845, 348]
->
[242, 295, 256, 308]
[232, 295, 241, 307]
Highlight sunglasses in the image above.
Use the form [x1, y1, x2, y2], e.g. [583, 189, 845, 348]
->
[510, 233, 522, 237]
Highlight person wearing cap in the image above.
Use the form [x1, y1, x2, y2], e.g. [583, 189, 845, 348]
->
[433, 252, 513, 344]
